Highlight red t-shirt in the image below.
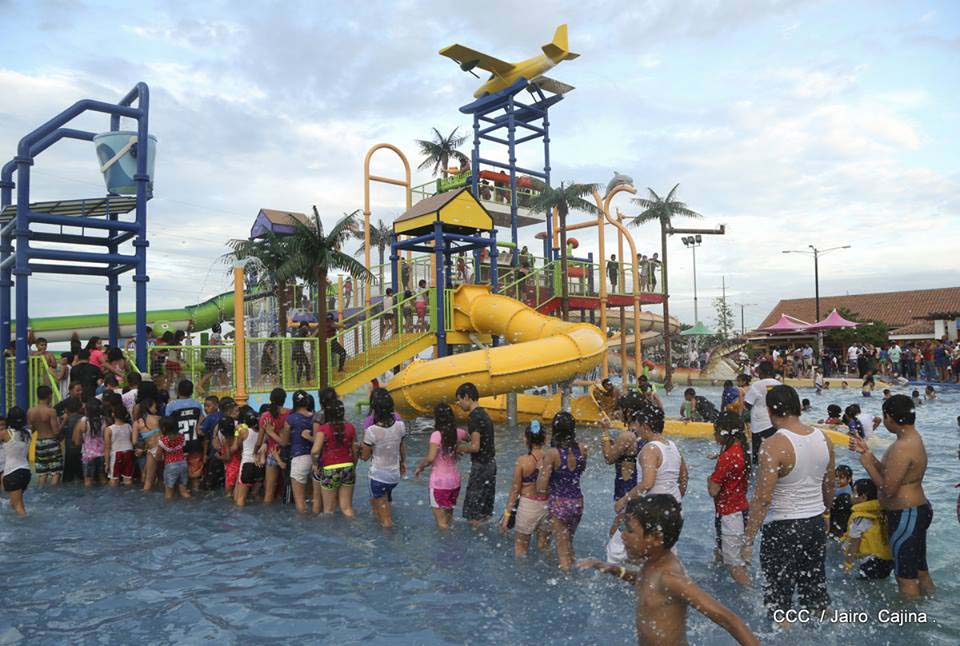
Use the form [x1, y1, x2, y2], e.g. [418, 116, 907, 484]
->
[259, 410, 290, 452]
[710, 443, 749, 516]
[318, 422, 356, 466]
[159, 433, 185, 465]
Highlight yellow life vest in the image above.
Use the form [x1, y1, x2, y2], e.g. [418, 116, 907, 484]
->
[842, 499, 892, 561]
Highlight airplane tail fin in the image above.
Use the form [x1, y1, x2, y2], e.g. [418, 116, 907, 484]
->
[542, 24, 579, 61]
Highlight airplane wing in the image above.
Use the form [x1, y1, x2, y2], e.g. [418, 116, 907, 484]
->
[439, 44, 514, 75]
[532, 76, 575, 95]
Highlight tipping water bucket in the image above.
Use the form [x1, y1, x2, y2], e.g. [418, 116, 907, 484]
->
[93, 131, 157, 195]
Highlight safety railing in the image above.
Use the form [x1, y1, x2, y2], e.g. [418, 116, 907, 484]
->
[498, 261, 558, 311]
[4, 355, 64, 409]
[327, 289, 432, 386]
[146, 344, 236, 395]
[411, 178, 544, 211]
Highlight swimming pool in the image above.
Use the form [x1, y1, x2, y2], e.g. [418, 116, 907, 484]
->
[1, 385, 957, 644]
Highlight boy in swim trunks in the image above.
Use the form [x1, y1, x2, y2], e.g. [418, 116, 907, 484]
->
[578, 495, 759, 645]
[849, 394, 934, 599]
[29, 385, 62, 486]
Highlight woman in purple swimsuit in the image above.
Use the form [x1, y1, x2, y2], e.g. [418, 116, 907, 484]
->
[537, 412, 588, 572]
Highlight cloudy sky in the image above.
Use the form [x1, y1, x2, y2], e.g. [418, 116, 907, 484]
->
[1, 0, 957, 331]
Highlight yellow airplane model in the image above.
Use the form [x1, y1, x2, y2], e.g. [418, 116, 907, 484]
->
[440, 24, 579, 98]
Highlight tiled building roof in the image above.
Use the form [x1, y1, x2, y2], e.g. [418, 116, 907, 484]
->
[758, 287, 960, 330]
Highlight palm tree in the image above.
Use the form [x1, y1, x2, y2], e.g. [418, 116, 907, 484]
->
[353, 217, 392, 292]
[530, 182, 599, 320]
[224, 232, 293, 336]
[282, 207, 372, 387]
[631, 183, 702, 389]
[416, 127, 469, 178]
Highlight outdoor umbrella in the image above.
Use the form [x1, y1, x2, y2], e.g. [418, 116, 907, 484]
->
[806, 309, 858, 330]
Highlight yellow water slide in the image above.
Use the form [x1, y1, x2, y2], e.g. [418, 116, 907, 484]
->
[388, 284, 606, 417]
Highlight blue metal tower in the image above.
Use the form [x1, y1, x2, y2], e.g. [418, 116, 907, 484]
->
[460, 78, 565, 264]
[0, 83, 152, 411]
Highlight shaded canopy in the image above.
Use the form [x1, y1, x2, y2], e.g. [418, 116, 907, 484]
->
[760, 314, 811, 333]
[679, 321, 714, 337]
[806, 308, 858, 330]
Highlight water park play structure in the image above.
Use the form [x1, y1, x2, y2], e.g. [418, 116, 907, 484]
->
[1, 25, 754, 438]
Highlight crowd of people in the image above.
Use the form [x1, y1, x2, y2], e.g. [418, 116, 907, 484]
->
[1, 345, 944, 643]
[745, 339, 960, 382]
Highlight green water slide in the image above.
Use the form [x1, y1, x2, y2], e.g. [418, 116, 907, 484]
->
[13, 291, 235, 343]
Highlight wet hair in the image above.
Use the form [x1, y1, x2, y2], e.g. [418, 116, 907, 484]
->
[110, 401, 131, 425]
[618, 390, 645, 419]
[633, 399, 665, 434]
[713, 410, 749, 476]
[853, 478, 878, 501]
[103, 373, 119, 388]
[524, 419, 545, 453]
[240, 406, 259, 429]
[138, 397, 158, 420]
[827, 404, 842, 418]
[160, 416, 179, 437]
[126, 371, 142, 387]
[801, 398, 810, 408]
[318, 387, 338, 416]
[455, 382, 479, 402]
[601, 378, 613, 389]
[85, 336, 101, 350]
[766, 385, 801, 417]
[137, 380, 159, 404]
[882, 394, 916, 425]
[835, 464, 853, 481]
[683, 387, 696, 398]
[757, 361, 775, 378]
[326, 399, 347, 444]
[218, 416, 236, 439]
[371, 389, 396, 427]
[268, 387, 286, 419]
[106, 347, 123, 363]
[85, 399, 105, 438]
[624, 494, 683, 550]
[434, 403, 458, 453]
[204, 395, 219, 407]
[845, 403, 861, 417]
[293, 389, 311, 411]
[5, 406, 29, 443]
[723, 380, 733, 389]
[36, 384, 52, 401]
[65, 397, 82, 414]
[550, 411, 578, 449]
[177, 379, 195, 398]
[368, 386, 383, 406]
[736, 373, 751, 386]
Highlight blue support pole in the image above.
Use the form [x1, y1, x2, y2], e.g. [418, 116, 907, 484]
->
[13, 157, 31, 409]
[472, 247, 481, 284]
[433, 221, 447, 357]
[389, 233, 399, 298]
[507, 94, 519, 267]
[107, 208, 120, 347]
[133, 85, 150, 372]
[443, 238, 453, 287]
[543, 107, 553, 262]
[0, 229, 10, 413]
[471, 112, 480, 200]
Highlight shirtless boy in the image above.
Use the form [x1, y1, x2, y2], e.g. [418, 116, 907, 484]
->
[850, 393, 934, 599]
[28, 385, 62, 485]
[579, 495, 759, 645]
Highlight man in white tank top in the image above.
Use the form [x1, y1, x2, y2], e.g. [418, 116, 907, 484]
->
[741, 385, 835, 627]
[607, 402, 688, 563]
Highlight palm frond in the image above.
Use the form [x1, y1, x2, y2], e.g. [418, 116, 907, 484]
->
[664, 183, 681, 203]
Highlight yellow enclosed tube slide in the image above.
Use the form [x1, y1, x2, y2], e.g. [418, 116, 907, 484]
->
[389, 284, 606, 417]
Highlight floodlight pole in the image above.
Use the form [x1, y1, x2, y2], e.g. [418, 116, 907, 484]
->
[782, 245, 851, 363]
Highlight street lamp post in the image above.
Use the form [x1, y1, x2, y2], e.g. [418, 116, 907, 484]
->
[682, 235, 702, 322]
[782, 245, 851, 362]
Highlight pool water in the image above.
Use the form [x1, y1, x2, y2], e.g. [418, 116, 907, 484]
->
[1, 386, 957, 645]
